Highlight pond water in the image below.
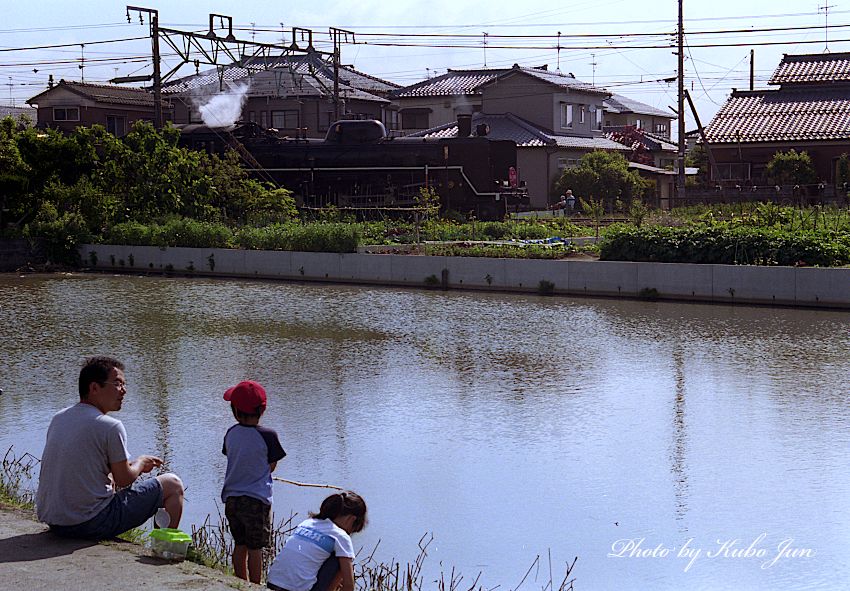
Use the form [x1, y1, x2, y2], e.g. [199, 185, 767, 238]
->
[0, 273, 848, 590]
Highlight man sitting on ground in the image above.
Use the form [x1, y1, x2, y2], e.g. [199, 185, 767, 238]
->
[36, 356, 184, 539]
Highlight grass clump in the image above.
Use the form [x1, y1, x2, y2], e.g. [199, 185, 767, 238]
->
[0, 447, 38, 510]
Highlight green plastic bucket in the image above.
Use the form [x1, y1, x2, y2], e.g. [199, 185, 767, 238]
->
[149, 528, 192, 560]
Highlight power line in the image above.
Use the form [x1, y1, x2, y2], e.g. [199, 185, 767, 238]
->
[0, 36, 148, 53]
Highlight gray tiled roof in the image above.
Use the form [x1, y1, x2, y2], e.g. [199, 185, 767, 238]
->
[392, 69, 509, 98]
[393, 65, 607, 98]
[604, 93, 670, 118]
[770, 52, 850, 85]
[506, 67, 609, 95]
[704, 87, 850, 143]
[0, 105, 35, 120]
[409, 112, 628, 151]
[161, 53, 395, 102]
[28, 80, 157, 107]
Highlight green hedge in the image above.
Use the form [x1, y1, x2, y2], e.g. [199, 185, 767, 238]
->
[104, 220, 360, 253]
[600, 224, 850, 266]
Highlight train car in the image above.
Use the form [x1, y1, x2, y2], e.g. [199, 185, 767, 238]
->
[176, 120, 527, 220]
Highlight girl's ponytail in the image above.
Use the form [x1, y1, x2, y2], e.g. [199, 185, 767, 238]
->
[310, 490, 368, 533]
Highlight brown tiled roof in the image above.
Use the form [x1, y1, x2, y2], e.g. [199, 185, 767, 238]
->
[769, 52, 850, 85]
[29, 80, 157, 106]
[704, 88, 850, 143]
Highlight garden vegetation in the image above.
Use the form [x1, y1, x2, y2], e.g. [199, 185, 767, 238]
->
[3, 115, 849, 267]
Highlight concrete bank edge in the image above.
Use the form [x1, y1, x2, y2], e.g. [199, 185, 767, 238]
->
[78, 244, 850, 309]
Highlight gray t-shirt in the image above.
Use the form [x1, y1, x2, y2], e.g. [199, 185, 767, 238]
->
[36, 402, 130, 526]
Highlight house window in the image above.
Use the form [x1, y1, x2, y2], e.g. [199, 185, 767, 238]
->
[53, 107, 79, 122]
[319, 110, 335, 131]
[248, 111, 256, 123]
[655, 122, 668, 134]
[634, 118, 643, 129]
[579, 105, 586, 124]
[595, 108, 603, 131]
[557, 158, 580, 169]
[384, 110, 399, 131]
[271, 110, 299, 129]
[713, 162, 751, 181]
[106, 115, 126, 137]
[260, 111, 268, 128]
[401, 109, 430, 130]
[560, 104, 573, 129]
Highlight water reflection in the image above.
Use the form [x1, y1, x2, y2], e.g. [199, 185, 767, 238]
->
[1, 273, 849, 590]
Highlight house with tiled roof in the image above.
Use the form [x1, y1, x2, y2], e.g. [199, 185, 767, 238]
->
[704, 52, 850, 187]
[162, 52, 399, 137]
[391, 67, 509, 133]
[409, 67, 642, 209]
[26, 80, 172, 136]
[603, 93, 673, 138]
[391, 67, 675, 136]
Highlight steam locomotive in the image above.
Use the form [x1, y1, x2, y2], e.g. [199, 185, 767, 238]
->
[176, 119, 527, 220]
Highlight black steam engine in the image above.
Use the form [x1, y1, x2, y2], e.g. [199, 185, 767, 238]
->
[177, 119, 527, 220]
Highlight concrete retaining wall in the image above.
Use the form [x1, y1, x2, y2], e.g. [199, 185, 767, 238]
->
[0, 238, 44, 271]
[79, 244, 850, 309]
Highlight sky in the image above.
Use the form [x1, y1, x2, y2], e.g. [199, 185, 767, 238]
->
[4, 0, 850, 135]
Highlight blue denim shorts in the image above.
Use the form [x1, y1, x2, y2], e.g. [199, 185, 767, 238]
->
[50, 477, 163, 540]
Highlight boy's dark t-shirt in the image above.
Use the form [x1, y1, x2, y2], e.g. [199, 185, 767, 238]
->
[221, 424, 285, 505]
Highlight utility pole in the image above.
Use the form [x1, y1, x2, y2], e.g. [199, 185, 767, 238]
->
[750, 49, 754, 91]
[329, 28, 354, 122]
[676, 0, 686, 205]
[127, 6, 162, 129]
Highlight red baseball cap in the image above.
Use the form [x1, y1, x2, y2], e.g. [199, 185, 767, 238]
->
[224, 380, 267, 414]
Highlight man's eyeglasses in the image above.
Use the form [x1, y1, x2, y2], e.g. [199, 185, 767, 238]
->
[101, 380, 127, 391]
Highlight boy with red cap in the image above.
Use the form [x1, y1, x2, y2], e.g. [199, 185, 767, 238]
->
[221, 380, 286, 584]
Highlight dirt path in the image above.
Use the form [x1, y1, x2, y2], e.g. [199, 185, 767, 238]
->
[0, 505, 263, 590]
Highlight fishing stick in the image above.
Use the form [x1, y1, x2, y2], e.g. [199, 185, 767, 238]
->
[273, 476, 343, 490]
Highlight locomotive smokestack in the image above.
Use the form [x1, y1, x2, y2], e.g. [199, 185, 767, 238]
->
[457, 114, 472, 137]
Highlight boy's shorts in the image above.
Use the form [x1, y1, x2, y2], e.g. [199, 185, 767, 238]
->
[225, 495, 272, 549]
[50, 477, 163, 540]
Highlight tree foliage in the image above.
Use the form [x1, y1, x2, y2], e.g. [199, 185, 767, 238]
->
[555, 150, 652, 208]
[0, 117, 295, 238]
[766, 149, 817, 186]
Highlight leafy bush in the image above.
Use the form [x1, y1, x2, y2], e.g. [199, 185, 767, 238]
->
[287, 223, 360, 252]
[601, 224, 850, 267]
[104, 218, 233, 248]
[23, 203, 91, 265]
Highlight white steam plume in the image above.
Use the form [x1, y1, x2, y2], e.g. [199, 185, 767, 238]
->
[194, 81, 251, 128]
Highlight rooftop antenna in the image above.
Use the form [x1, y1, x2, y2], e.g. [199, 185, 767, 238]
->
[819, 3, 836, 52]
[251, 22, 256, 43]
[590, 53, 598, 85]
[483, 32, 488, 68]
[556, 31, 562, 71]
[7, 76, 13, 106]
